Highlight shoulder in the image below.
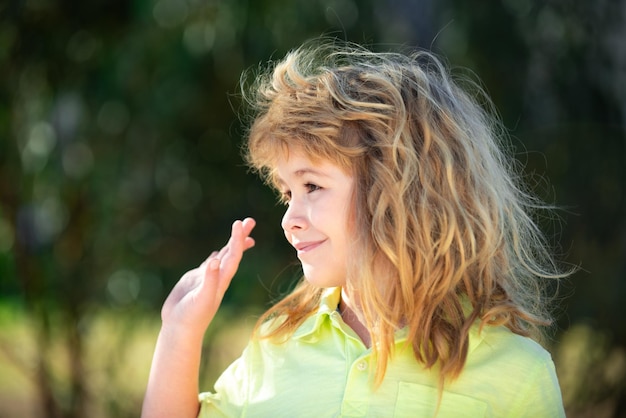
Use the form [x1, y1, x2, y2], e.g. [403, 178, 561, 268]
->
[459, 325, 565, 417]
[470, 324, 553, 368]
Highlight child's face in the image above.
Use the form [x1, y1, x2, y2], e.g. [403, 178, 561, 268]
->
[276, 150, 355, 288]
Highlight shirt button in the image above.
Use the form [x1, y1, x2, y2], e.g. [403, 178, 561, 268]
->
[357, 361, 367, 371]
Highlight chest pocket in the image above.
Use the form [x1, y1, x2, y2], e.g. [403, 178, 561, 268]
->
[394, 382, 488, 418]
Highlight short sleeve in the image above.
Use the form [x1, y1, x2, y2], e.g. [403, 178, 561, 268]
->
[508, 355, 566, 418]
[197, 347, 250, 418]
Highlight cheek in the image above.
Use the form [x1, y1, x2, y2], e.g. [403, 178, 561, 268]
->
[342, 201, 358, 238]
[341, 180, 357, 225]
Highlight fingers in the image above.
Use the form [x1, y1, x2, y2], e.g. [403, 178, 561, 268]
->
[164, 218, 255, 325]
[208, 258, 220, 272]
[218, 219, 246, 271]
[242, 218, 256, 251]
[200, 217, 256, 282]
[243, 236, 255, 251]
[199, 218, 255, 267]
[242, 217, 256, 236]
[222, 217, 256, 259]
[200, 251, 219, 269]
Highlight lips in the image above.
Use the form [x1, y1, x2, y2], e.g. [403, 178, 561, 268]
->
[293, 240, 326, 255]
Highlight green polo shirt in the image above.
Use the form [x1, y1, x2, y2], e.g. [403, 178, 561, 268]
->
[199, 287, 565, 417]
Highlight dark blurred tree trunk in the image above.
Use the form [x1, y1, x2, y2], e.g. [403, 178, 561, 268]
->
[34, 309, 62, 418]
[67, 314, 87, 418]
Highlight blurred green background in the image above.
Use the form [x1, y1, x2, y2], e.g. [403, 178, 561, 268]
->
[0, 0, 624, 417]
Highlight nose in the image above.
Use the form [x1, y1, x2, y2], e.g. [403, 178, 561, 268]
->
[281, 200, 308, 232]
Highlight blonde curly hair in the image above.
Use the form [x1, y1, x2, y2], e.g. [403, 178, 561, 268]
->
[242, 39, 568, 388]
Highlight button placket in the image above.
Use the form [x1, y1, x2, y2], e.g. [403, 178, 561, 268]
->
[340, 356, 371, 417]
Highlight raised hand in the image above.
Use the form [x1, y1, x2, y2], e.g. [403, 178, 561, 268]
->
[161, 217, 256, 335]
[142, 218, 256, 418]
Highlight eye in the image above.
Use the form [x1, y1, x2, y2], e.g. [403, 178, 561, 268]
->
[278, 183, 320, 205]
[305, 183, 321, 193]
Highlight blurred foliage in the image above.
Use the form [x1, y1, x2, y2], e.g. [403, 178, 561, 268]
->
[0, 0, 624, 417]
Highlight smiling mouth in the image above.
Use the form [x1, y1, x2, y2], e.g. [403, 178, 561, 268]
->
[294, 240, 325, 255]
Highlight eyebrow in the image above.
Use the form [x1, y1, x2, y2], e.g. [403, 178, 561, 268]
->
[274, 167, 329, 187]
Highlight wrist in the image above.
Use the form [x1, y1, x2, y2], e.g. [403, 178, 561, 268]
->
[158, 321, 207, 348]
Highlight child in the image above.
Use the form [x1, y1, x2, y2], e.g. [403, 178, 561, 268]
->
[141, 40, 569, 417]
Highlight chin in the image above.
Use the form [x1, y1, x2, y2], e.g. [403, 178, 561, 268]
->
[302, 266, 345, 288]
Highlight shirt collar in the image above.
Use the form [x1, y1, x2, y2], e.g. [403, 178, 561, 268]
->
[291, 286, 485, 353]
[292, 287, 341, 341]
[318, 286, 342, 314]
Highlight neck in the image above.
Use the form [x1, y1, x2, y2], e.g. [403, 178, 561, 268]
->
[339, 288, 371, 348]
